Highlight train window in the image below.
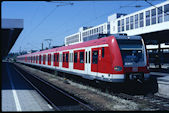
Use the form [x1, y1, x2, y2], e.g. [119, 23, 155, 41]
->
[92, 50, 98, 64]
[63, 53, 65, 62]
[41, 55, 43, 62]
[66, 53, 69, 62]
[74, 52, 77, 63]
[80, 52, 84, 63]
[57, 54, 59, 62]
[86, 51, 87, 63]
[48, 54, 51, 63]
[89, 51, 90, 63]
[50, 54, 54, 61]
[102, 47, 104, 58]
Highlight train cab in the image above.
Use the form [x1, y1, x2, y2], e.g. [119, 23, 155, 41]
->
[114, 35, 150, 82]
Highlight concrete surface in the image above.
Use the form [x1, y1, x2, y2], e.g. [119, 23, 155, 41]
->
[1, 62, 53, 111]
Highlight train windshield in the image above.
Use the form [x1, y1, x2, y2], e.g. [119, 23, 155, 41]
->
[117, 39, 145, 66]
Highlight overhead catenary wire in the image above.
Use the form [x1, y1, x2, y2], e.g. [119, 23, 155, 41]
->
[60, 0, 169, 39]
[19, 2, 74, 52]
[19, 5, 58, 52]
[55, 3, 125, 38]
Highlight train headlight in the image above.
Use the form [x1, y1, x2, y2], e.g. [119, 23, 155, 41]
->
[114, 66, 122, 71]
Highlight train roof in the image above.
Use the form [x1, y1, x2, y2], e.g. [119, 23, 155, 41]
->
[17, 34, 142, 58]
[17, 36, 112, 58]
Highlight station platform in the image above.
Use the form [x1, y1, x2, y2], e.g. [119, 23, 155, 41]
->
[150, 72, 169, 98]
[1, 62, 53, 111]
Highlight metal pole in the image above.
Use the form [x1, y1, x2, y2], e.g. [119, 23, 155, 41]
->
[42, 42, 43, 50]
[158, 42, 161, 69]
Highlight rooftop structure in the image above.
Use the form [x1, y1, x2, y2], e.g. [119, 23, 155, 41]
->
[2, 18, 24, 59]
[64, 1, 169, 46]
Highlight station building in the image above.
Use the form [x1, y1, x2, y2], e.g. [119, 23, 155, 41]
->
[64, 1, 169, 68]
[65, 23, 110, 46]
[65, 1, 169, 45]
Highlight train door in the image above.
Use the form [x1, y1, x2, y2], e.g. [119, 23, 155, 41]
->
[62, 51, 69, 68]
[65, 52, 69, 68]
[91, 48, 99, 76]
[43, 54, 46, 65]
[54, 53, 59, 67]
[36, 56, 38, 64]
[39, 55, 41, 64]
[73, 51, 78, 70]
[85, 48, 91, 74]
[73, 50, 85, 70]
[48, 54, 51, 65]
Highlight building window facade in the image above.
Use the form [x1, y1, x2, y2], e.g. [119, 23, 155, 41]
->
[164, 4, 169, 22]
[158, 6, 163, 23]
[146, 10, 150, 26]
[118, 20, 121, 32]
[135, 14, 139, 29]
[126, 17, 129, 31]
[139, 13, 144, 27]
[151, 8, 156, 25]
[130, 16, 134, 30]
[121, 19, 124, 31]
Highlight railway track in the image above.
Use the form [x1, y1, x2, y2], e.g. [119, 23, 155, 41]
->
[56, 71, 169, 111]
[15, 63, 169, 111]
[13, 64, 95, 111]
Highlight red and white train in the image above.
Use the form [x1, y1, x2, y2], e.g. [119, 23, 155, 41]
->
[16, 34, 150, 83]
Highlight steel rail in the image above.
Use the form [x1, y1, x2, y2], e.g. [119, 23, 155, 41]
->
[14, 64, 94, 111]
[13, 66, 60, 111]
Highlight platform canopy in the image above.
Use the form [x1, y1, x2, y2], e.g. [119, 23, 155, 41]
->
[1, 18, 24, 59]
[141, 30, 169, 45]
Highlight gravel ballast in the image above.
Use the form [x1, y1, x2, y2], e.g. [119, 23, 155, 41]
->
[14, 63, 157, 111]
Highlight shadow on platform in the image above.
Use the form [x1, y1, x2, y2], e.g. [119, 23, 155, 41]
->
[2, 62, 34, 90]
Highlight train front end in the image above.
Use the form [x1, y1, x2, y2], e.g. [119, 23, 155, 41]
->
[115, 35, 150, 83]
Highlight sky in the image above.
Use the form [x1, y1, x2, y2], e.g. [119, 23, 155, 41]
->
[2, 0, 165, 53]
